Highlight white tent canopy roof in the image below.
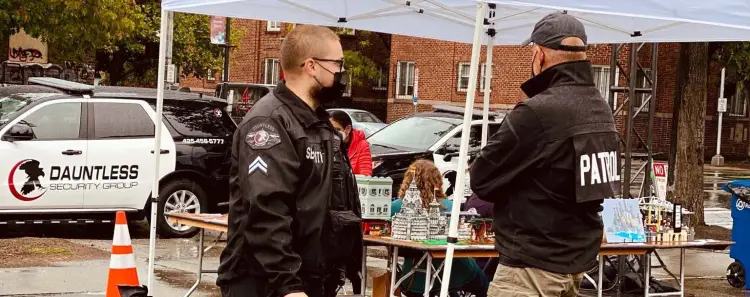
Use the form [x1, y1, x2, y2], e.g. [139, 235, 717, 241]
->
[163, 0, 750, 44]
[495, 0, 750, 30]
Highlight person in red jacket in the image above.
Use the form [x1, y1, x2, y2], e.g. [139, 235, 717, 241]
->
[329, 110, 373, 176]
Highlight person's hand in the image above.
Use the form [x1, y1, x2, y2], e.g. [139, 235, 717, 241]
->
[284, 292, 308, 297]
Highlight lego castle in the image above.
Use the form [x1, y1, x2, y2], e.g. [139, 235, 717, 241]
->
[391, 179, 448, 241]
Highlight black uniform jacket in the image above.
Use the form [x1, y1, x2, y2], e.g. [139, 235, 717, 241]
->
[470, 60, 621, 274]
[217, 81, 361, 297]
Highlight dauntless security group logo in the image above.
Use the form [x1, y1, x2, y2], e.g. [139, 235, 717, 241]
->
[8, 160, 142, 202]
[8, 159, 47, 201]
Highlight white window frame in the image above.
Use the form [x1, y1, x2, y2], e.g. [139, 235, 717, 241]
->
[264, 58, 280, 85]
[207, 69, 216, 81]
[267, 21, 282, 32]
[457, 62, 488, 92]
[457, 63, 471, 92]
[395, 61, 415, 99]
[727, 84, 748, 117]
[592, 65, 620, 110]
[373, 68, 387, 91]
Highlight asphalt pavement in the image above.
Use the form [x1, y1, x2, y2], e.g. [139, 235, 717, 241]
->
[1, 162, 749, 296]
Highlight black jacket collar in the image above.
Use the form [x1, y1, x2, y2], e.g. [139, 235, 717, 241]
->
[274, 80, 329, 128]
[520, 60, 596, 98]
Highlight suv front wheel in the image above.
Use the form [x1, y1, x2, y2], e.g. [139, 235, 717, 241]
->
[155, 179, 207, 238]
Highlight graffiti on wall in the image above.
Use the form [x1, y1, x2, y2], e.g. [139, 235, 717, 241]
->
[8, 29, 48, 64]
[1, 61, 94, 85]
[9, 48, 44, 63]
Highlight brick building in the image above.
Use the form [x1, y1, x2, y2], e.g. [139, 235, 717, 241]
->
[182, 21, 750, 160]
[180, 20, 392, 118]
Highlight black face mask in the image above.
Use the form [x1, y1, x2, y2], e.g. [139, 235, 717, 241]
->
[313, 63, 347, 103]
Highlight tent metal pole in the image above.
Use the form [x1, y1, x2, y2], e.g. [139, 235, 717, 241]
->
[438, 2, 486, 297]
[148, 8, 170, 290]
[481, 26, 495, 148]
[644, 43, 658, 197]
[623, 43, 637, 198]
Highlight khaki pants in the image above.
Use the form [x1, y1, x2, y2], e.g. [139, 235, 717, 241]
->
[488, 264, 583, 297]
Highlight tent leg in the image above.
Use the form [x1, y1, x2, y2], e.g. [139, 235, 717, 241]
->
[480, 26, 495, 148]
[148, 8, 170, 290]
[438, 2, 487, 297]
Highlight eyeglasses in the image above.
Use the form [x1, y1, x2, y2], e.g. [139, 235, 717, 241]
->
[301, 57, 345, 71]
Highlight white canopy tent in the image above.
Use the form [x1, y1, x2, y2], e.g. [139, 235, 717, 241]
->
[151, 1, 750, 296]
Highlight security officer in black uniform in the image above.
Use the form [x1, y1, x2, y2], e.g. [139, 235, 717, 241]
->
[217, 25, 362, 297]
[470, 12, 621, 297]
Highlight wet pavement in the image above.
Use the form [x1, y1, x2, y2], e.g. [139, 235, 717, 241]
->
[0, 163, 749, 296]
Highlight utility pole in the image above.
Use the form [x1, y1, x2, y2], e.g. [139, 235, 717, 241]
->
[223, 18, 232, 82]
[711, 67, 727, 166]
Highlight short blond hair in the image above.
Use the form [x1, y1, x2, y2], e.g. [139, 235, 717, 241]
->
[280, 25, 340, 74]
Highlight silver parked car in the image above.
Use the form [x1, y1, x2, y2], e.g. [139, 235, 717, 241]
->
[326, 108, 387, 137]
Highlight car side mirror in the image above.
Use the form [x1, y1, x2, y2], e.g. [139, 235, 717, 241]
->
[2, 123, 34, 142]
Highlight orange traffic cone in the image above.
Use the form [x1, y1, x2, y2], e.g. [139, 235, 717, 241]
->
[105, 211, 140, 297]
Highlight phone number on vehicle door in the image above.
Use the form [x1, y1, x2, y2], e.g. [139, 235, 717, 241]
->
[183, 138, 225, 144]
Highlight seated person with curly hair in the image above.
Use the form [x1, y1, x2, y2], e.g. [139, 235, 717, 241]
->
[391, 159, 489, 297]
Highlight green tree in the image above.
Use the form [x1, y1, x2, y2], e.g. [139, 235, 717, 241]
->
[343, 31, 391, 87]
[97, 1, 243, 86]
[715, 42, 750, 98]
[1, 0, 240, 86]
[289, 25, 390, 87]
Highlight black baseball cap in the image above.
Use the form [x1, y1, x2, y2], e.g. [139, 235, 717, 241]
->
[521, 12, 587, 52]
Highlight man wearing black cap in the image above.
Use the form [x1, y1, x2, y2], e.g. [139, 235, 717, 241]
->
[470, 12, 621, 296]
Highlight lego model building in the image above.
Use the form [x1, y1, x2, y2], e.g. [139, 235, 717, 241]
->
[357, 175, 393, 219]
[428, 195, 448, 240]
[391, 179, 430, 240]
[357, 175, 392, 236]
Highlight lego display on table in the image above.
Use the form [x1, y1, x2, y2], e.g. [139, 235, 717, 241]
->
[447, 209, 480, 241]
[601, 197, 696, 244]
[357, 175, 393, 219]
[362, 220, 390, 236]
[357, 175, 392, 237]
[468, 218, 494, 244]
[640, 196, 694, 242]
[602, 198, 647, 243]
[391, 180, 432, 241]
[385, 171, 491, 246]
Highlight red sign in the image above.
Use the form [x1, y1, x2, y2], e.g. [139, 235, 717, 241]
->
[653, 163, 666, 177]
[210, 16, 227, 45]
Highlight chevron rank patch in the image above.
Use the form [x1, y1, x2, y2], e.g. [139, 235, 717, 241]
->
[248, 156, 268, 176]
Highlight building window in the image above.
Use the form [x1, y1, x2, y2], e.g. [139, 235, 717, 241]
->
[207, 69, 216, 81]
[396, 61, 415, 99]
[592, 65, 620, 109]
[267, 21, 281, 32]
[726, 83, 748, 117]
[457, 63, 488, 92]
[264, 58, 281, 85]
[373, 68, 387, 91]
